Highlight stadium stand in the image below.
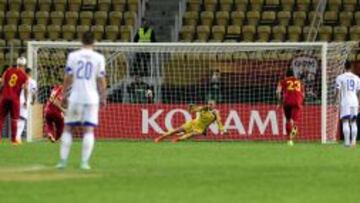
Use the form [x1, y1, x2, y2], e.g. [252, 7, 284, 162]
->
[178, 0, 360, 47]
[0, 0, 140, 64]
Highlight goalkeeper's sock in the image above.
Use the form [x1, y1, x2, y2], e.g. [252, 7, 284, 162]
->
[342, 120, 350, 146]
[351, 121, 357, 146]
[16, 119, 25, 142]
[60, 130, 72, 162]
[81, 132, 95, 165]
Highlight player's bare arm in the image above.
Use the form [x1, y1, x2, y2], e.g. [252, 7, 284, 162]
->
[276, 83, 282, 108]
[61, 74, 73, 107]
[22, 81, 29, 108]
[97, 77, 107, 105]
[215, 111, 226, 134]
[49, 96, 66, 112]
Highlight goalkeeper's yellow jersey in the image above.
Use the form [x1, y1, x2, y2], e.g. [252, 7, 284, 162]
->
[182, 106, 224, 134]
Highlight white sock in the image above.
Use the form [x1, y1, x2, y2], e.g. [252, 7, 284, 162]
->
[16, 119, 26, 141]
[343, 120, 350, 146]
[81, 132, 95, 164]
[351, 121, 357, 145]
[60, 131, 72, 161]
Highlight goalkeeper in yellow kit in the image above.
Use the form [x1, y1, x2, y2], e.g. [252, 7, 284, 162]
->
[154, 100, 225, 143]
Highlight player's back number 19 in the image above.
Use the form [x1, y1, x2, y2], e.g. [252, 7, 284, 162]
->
[76, 60, 93, 80]
[347, 79, 355, 91]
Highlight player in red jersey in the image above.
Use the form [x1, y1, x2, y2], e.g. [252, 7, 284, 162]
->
[276, 68, 305, 146]
[0, 57, 28, 144]
[44, 84, 65, 143]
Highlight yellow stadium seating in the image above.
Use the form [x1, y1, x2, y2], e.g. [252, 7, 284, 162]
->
[242, 25, 256, 41]
[231, 11, 245, 25]
[212, 25, 226, 41]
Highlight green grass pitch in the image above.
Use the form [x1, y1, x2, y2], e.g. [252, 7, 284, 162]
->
[0, 141, 360, 203]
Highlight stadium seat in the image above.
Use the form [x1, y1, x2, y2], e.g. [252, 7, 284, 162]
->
[250, 0, 263, 11]
[355, 11, 360, 25]
[234, 0, 248, 11]
[6, 11, 19, 25]
[18, 24, 32, 41]
[246, 11, 260, 25]
[54, 0, 67, 11]
[339, 12, 353, 27]
[226, 25, 241, 39]
[92, 25, 104, 41]
[5, 51, 19, 64]
[105, 25, 120, 41]
[257, 25, 271, 42]
[204, 0, 218, 12]
[183, 11, 199, 26]
[4, 25, 17, 40]
[180, 25, 195, 41]
[242, 25, 256, 41]
[348, 53, 356, 61]
[261, 11, 275, 25]
[76, 25, 90, 39]
[124, 11, 137, 26]
[328, 0, 341, 11]
[350, 26, 360, 41]
[98, 0, 112, 11]
[343, 0, 357, 12]
[296, 0, 310, 11]
[65, 11, 79, 25]
[302, 26, 314, 40]
[280, 0, 294, 11]
[196, 25, 210, 41]
[216, 11, 229, 26]
[318, 26, 332, 41]
[80, 11, 93, 25]
[323, 11, 338, 25]
[231, 11, 245, 26]
[220, 0, 234, 11]
[50, 11, 64, 25]
[109, 11, 123, 26]
[333, 26, 348, 41]
[293, 11, 306, 26]
[272, 25, 286, 41]
[82, 0, 97, 10]
[33, 24, 46, 40]
[308, 11, 322, 24]
[9, 0, 22, 11]
[47, 24, 61, 40]
[24, 0, 37, 11]
[94, 11, 108, 26]
[288, 26, 301, 41]
[62, 24, 76, 41]
[128, 0, 139, 12]
[120, 25, 132, 42]
[188, 0, 202, 11]
[39, 0, 52, 11]
[0, 0, 5, 12]
[69, 0, 82, 11]
[277, 11, 291, 26]
[0, 11, 4, 25]
[112, 0, 126, 12]
[200, 11, 214, 26]
[264, 0, 280, 10]
[36, 11, 49, 25]
[21, 11, 35, 25]
[212, 25, 225, 41]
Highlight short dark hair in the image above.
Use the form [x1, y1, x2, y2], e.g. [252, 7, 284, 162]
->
[286, 68, 294, 77]
[82, 31, 95, 45]
[25, 67, 32, 74]
[344, 61, 351, 70]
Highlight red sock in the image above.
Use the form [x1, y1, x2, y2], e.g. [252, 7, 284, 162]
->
[10, 119, 17, 142]
[286, 122, 292, 138]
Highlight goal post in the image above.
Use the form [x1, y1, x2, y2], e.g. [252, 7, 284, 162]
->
[27, 41, 357, 143]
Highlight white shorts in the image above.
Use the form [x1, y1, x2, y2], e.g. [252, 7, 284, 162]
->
[64, 103, 99, 126]
[19, 105, 28, 120]
[340, 105, 358, 120]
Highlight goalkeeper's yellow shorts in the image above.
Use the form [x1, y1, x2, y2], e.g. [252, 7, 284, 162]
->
[181, 120, 205, 134]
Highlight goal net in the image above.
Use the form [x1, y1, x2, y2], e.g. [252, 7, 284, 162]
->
[27, 42, 356, 143]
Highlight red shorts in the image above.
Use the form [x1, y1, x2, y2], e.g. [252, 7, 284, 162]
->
[283, 104, 302, 122]
[45, 111, 64, 140]
[0, 97, 20, 120]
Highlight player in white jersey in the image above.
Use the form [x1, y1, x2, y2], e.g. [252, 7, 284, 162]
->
[335, 62, 360, 147]
[57, 31, 107, 170]
[16, 67, 37, 143]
